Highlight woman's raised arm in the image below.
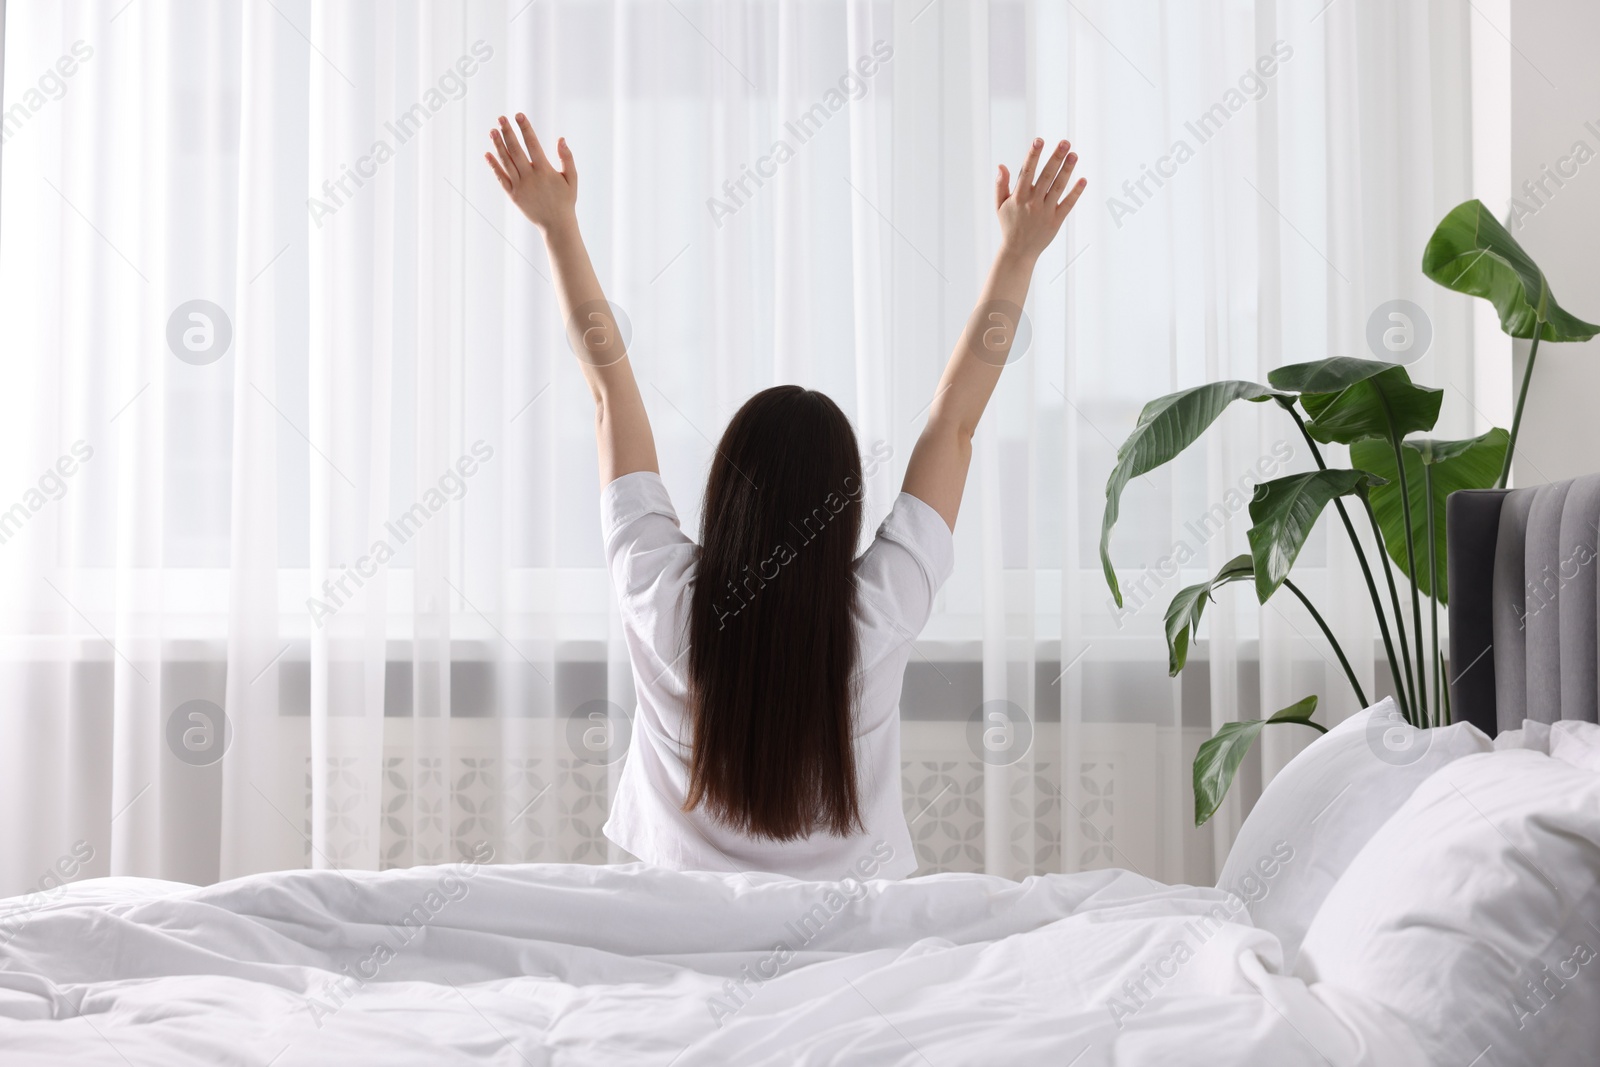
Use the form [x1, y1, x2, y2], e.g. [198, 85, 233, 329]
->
[486, 113, 658, 485]
[901, 137, 1085, 530]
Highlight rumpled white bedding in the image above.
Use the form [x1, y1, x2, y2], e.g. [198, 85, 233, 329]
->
[0, 862, 1424, 1066]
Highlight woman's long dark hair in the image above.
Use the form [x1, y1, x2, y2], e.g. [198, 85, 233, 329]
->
[684, 386, 865, 840]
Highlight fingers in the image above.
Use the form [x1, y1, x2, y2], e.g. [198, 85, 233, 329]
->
[1047, 149, 1078, 200]
[1016, 137, 1044, 197]
[498, 115, 533, 174]
[515, 113, 552, 169]
[556, 136, 577, 193]
[1035, 140, 1070, 199]
[994, 164, 1011, 210]
[484, 152, 513, 192]
[1057, 177, 1088, 216]
[490, 125, 519, 178]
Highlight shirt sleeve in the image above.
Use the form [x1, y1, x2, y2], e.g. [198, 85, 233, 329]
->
[598, 472, 696, 659]
[853, 492, 956, 670]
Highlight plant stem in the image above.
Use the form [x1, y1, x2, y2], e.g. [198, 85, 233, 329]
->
[1425, 463, 1442, 728]
[1284, 578, 1370, 709]
[1498, 332, 1542, 489]
[1386, 424, 1429, 725]
[1363, 497, 1418, 723]
[1285, 406, 1410, 721]
[1333, 500, 1403, 716]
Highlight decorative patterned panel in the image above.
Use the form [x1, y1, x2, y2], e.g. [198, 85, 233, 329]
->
[290, 734, 1134, 880]
[1008, 762, 1062, 876]
[900, 759, 984, 874]
[304, 751, 615, 870]
[1076, 759, 1117, 869]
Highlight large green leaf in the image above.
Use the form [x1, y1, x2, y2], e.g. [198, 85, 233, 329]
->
[1422, 199, 1600, 342]
[1100, 381, 1288, 607]
[1246, 470, 1380, 602]
[1299, 365, 1442, 445]
[1268, 356, 1399, 394]
[1193, 696, 1321, 826]
[1164, 554, 1254, 676]
[1349, 429, 1508, 603]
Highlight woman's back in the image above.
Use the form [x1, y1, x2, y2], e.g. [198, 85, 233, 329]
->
[599, 468, 953, 881]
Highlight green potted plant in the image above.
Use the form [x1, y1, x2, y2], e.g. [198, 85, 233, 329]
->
[1098, 199, 1598, 825]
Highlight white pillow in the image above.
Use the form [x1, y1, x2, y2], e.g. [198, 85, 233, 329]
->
[1550, 721, 1600, 772]
[1494, 719, 1551, 754]
[1296, 749, 1600, 1066]
[1494, 719, 1600, 771]
[1216, 696, 1491, 967]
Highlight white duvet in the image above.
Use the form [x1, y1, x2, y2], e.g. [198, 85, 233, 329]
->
[0, 860, 1423, 1066]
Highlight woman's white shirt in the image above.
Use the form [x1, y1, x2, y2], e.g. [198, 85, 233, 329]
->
[598, 470, 954, 881]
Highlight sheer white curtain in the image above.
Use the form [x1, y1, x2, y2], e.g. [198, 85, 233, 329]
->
[0, 0, 1479, 897]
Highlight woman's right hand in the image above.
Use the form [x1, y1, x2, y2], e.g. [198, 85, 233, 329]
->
[994, 137, 1085, 262]
[485, 113, 578, 232]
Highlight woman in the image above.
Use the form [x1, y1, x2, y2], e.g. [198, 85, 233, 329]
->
[486, 115, 1084, 880]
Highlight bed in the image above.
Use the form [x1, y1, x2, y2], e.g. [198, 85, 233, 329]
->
[1, 474, 1597, 1066]
[1447, 471, 1600, 735]
[0, 860, 1425, 1065]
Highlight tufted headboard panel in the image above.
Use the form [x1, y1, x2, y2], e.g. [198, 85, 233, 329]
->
[1447, 473, 1600, 736]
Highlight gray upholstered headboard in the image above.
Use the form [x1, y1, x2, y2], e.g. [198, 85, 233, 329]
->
[1447, 473, 1600, 736]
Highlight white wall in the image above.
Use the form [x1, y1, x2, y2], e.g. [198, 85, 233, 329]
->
[1508, 0, 1600, 485]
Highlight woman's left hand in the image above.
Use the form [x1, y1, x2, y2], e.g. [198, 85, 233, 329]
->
[486, 113, 578, 232]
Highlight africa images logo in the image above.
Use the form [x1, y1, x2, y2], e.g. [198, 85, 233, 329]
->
[307, 41, 495, 228]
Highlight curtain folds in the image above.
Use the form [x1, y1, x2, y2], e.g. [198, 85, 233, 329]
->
[0, 0, 1479, 898]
